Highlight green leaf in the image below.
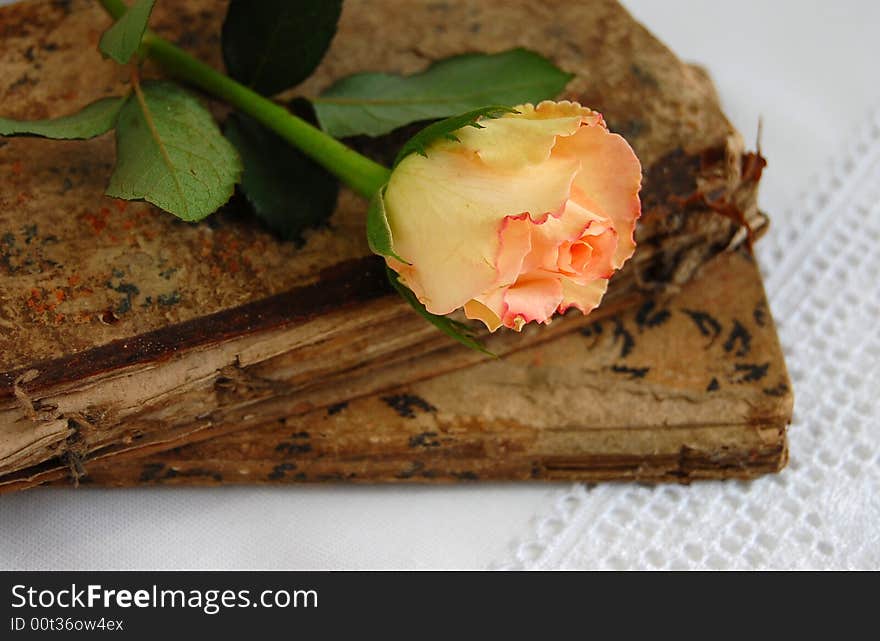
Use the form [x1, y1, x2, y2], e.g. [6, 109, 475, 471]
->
[98, 0, 156, 64]
[394, 105, 517, 167]
[108, 81, 242, 222]
[224, 112, 338, 243]
[0, 97, 125, 139]
[366, 187, 405, 262]
[386, 266, 495, 357]
[314, 48, 573, 138]
[222, 0, 342, 96]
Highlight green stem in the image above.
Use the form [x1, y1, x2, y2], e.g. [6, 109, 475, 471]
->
[98, 0, 390, 199]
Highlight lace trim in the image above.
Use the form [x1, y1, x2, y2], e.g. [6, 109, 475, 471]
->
[497, 106, 880, 570]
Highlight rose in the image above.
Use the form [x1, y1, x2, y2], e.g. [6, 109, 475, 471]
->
[382, 101, 642, 331]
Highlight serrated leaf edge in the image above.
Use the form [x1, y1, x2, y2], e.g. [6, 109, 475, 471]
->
[393, 105, 517, 167]
[106, 82, 242, 222]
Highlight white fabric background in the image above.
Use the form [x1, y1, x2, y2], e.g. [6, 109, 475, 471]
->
[1, 0, 878, 570]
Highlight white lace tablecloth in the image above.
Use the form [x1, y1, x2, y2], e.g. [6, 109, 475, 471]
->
[1, 0, 878, 570]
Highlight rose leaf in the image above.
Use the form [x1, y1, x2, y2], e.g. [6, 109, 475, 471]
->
[107, 81, 242, 222]
[222, 0, 343, 96]
[0, 96, 125, 139]
[224, 112, 339, 243]
[99, 0, 156, 64]
[314, 48, 573, 138]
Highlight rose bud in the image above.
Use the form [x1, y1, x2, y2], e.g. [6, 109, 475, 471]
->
[382, 100, 641, 331]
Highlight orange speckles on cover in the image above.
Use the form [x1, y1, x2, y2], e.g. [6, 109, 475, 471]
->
[213, 233, 245, 274]
[65, 274, 94, 298]
[26, 288, 54, 315]
[81, 207, 110, 234]
[11, 161, 22, 176]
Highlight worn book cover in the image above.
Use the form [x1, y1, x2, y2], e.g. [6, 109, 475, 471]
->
[73, 249, 792, 488]
[0, 0, 778, 490]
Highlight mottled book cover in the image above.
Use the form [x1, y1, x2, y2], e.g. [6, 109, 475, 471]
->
[0, 0, 782, 490]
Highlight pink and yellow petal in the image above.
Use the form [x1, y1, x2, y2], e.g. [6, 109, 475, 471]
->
[385, 149, 578, 314]
[552, 122, 642, 268]
[559, 278, 609, 315]
[501, 277, 564, 328]
[463, 299, 503, 332]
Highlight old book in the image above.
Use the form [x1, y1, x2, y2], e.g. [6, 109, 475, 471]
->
[66, 249, 792, 487]
[0, 0, 766, 489]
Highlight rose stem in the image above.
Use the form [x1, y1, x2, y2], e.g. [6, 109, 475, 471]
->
[98, 0, 391, 199]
